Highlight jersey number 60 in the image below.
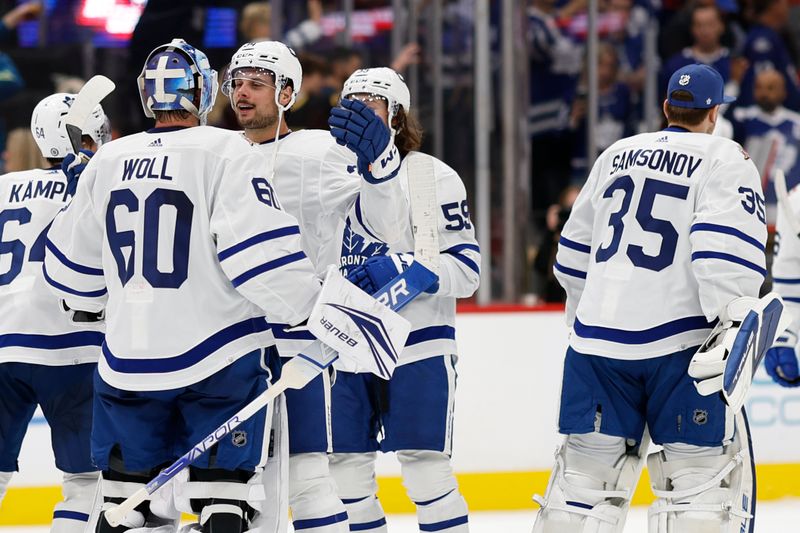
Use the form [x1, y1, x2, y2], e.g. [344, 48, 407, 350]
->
[595, 175, 689, 272]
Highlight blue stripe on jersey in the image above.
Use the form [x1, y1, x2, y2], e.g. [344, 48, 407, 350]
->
[354, 195, 382, 241]
[406, 325, 456, 346]
[45, 240, 104, 275]
[554, 261, 587, 279]
[574, 315, 715, 344]
[102, 317, 270, 374]
[350, 518, 388, 531]
[420, 516, 469, 531]
[689, 223, 765, 252]
[0, 331, 103, 350]
[43, 264, 107, 298]
[558, 236, 591, 253]
[443, 245, 480, 274]
[230, 251, 307, 287]
[217, 226, 301, 262]
[773, 277, 800, 284]
[273, 325, 315, 341]
[784, 297, 800, 303]
[691, 251, 767, 277]
[293, 512, 349, 530]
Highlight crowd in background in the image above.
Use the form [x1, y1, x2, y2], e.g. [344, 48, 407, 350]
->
[528, 0, 800, 302]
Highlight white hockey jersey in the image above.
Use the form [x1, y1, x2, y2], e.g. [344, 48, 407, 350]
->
[771, 186, 800, 336]
[555, 127, 767, 359]
[0, 167, 103, 366]
[44, 126, 320, 391]
[339, 151, 481, 365]
[253, 129, 408, 356]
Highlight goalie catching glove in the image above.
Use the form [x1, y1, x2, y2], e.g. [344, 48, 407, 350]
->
[328, 98, 400, 183]
[688, 293, 789, 412]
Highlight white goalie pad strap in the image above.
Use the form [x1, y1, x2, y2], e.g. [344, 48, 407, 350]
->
[649, 454, 741, 501]
[102, 479, 148, 499]
[689, 292, 789, 411]
[308, 266, 411, 379]
[200, 503, 244, 525]
[181, 480, 266, 504]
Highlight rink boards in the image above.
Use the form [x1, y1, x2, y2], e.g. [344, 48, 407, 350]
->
[3, 306, 800, 524]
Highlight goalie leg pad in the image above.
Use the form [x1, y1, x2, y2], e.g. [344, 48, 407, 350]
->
[329, 452, 387, 532]
[647, 411, 755, 533]
[0, 471, 11, 503]
[288, 452, 348, 532]
[51, 472, 100, 533]
[398, 450, 468, 532]
[533, 433, 646, 533]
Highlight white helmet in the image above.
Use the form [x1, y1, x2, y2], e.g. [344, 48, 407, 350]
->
[222, 41, 302, 111]
[31, 93, 111, 159]
[341, 67, 411, 125]
[83, 103, 112, 148]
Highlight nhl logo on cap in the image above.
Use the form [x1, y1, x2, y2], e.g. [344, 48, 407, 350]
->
[232, 430, 247, 447]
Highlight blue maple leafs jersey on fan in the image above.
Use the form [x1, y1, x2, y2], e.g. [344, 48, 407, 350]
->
[0, 167, 103, 365]
[252, 129, 407, 357]
[555, 130, 767, 359]
[339, 151, 481, 365]
[44, 126, 320, 391]
[771, 186, 800, 336]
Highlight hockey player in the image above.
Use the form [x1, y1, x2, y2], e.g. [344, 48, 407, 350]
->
[327, 67, 480, 533]
[223, 40, 407, 533]
[0, 93, 109, 532]
[536, 63, 773, 532]
[44, 39, 323, 532]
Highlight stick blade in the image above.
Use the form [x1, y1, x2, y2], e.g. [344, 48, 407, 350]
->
[64, 75, 115, 153]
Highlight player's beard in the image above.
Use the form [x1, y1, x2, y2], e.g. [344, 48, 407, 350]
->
[237, 108, 278, 130]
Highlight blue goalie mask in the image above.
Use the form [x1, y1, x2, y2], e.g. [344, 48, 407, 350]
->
[137, 39, 218, 124]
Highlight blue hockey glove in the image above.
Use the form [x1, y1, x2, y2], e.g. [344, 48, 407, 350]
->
[329, 99, 400, 183]
[765, 329, 800, 387]
[61, 150, 94, 196]
[346, 253, 438, 296]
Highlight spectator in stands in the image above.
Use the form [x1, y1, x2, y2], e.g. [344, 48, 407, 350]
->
[661, 4, 732, 89]
[527, 0, 583, 221]
[736, 0, 800, 109]
[240, 0, 324, 51]
[328, 46, 363, 92]
[730, 68, 800, 223]
[570, 43, 634, 179]
[2, 128, 44, 173]
[532, 184, 582, 303]
[659, 0, 741, 59]
[605, 0, 649, 94]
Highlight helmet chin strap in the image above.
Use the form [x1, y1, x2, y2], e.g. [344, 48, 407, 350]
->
[269, 80, 292, 180]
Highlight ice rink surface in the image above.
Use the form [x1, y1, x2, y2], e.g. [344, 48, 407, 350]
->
[3, 502, 800, 533]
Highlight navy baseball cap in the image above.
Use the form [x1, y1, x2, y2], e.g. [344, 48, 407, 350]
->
[666, 64, 736, 109]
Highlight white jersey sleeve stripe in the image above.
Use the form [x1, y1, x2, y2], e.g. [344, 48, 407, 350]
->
[103, 317, 271, 374]
[230, 250, 308, 288]
[554, 261, 587, 280]
[217, 225, 301, 262]
[689, 223, 765, 252]
[442, 244, 480, 274]
[43, 262, 108, 298]
[45, 239, 105, 275]
[690, 251, 767, 278]
[558, 236, 591, 253]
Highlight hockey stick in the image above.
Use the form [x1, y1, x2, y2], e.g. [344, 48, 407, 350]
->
[64, 75, 115, 155]
[775, 168, 800, 238]
[105, 154, 441, 526]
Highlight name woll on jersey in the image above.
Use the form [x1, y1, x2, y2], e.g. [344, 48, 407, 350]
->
[44, 126, 320, 391]
[253, 129, 409, 357]
[0, 168, 103, 366]
[555, 130, 767, 359]
[340, 152, 481, 365]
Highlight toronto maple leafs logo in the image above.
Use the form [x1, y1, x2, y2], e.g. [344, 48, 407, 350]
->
[340, 219, 389, 276]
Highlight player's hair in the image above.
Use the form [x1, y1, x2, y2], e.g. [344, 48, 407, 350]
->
[393, 108, 423, 157]
[664, 90, 712, 126]
[153, 109, 194, 122]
